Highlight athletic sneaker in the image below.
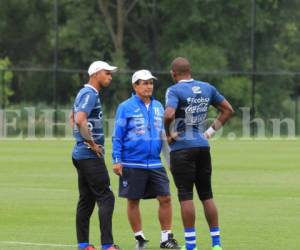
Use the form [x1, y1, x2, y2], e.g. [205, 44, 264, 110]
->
[106, 244, 121, 250]
[135, 235, 149, 250]
[78, 245, 96, 250]
[160, 233, 180, 249]
[212, 246, 222, 250]
[180, 247, 198, 250]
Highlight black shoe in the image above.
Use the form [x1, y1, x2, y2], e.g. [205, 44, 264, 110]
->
[135, 235, 149, 250]
[160, 233, 180, 249]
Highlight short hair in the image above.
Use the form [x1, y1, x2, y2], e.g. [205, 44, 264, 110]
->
[171, 57, 191, 75]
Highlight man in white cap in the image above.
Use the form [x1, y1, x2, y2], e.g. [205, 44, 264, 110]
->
[71, 61, 120, 250]
[112, 70, 180, 250]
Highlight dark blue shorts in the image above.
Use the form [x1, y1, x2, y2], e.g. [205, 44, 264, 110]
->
[119, 167, 170, 199]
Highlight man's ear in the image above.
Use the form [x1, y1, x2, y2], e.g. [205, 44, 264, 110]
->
[132, 83, 137, 91]
[170, 70, 176, 79]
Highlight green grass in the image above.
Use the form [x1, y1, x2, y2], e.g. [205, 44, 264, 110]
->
[0, 138, 300, 249]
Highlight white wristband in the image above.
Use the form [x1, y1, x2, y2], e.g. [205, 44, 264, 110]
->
[205, 127, 216, 138]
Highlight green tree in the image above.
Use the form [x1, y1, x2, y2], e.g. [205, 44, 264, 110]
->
[0, 0, 52, 65]
[0, 57, 14, 107]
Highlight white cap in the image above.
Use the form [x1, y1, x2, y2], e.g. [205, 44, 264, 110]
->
[132, 69, 157, 84]
[88, 61, 117, 76]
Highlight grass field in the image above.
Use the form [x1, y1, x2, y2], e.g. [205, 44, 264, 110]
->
[0, 138, 300, 250]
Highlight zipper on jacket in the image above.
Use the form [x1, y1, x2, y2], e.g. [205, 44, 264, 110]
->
[144, 103, 151, 168]
[144, 101, 152, 168]
[135, 95, 154, 169]
[146, 102, 152, 168]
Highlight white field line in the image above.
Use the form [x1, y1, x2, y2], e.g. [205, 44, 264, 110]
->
[0, 240, 76, 248]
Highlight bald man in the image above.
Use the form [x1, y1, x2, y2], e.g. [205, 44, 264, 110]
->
[164, 57, 234, 250]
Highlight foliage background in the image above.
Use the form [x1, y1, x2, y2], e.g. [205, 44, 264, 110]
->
[0, 0, 300, 136]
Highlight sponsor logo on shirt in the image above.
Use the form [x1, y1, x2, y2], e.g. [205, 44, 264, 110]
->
[185, 96, 210, 124]
[187, 97, 209, 104]
[192, 86, 202, 94]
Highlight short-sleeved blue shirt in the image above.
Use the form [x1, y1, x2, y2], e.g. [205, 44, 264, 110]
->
[165, 79, 224, 151]
[72, 84, 104, 160]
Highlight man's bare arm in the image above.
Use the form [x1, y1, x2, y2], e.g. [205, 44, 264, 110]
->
[204, 99, 234, 138]
[164, 107, 177, 144]
[75, 111, 103, 157]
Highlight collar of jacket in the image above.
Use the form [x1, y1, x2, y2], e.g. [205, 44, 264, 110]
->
[132, 93, 154, 104]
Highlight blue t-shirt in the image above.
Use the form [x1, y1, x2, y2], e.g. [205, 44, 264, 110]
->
[165, 79, 224, 151]
[72, 84, 104, 160]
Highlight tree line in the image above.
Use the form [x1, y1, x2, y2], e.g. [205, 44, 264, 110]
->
[1, 0, 300, 121]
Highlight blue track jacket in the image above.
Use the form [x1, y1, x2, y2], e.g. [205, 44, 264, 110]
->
[112, 95, 164, 169]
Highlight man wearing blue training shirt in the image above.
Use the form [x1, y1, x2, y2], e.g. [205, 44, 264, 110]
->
[164, 57, 234, 250]
[112, 70, 180, 250]
[72, 61, 120, 250]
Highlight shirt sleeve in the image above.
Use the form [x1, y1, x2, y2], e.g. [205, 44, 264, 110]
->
[76, 91, 97, 116]
[112, 104, 127, 164]
[211, 86, 225, 106]
[165, 87, 179, 109]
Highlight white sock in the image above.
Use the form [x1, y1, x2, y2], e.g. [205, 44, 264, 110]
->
[134, 231, 146, 239]
[161, 230, 171, 242]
